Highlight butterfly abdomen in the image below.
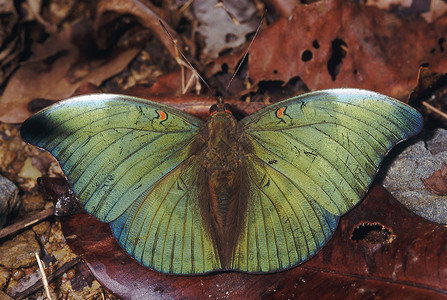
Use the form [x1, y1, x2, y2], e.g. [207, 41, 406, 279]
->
[199, 107, 247, 268]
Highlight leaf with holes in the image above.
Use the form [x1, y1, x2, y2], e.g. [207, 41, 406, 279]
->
[246, 0, 447, 99]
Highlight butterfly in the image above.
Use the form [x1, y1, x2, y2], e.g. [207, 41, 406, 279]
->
[21, 88, 423, 274]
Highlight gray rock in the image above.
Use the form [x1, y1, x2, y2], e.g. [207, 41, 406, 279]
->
[0, 175, 20, 228]
[426, 128, 447, 155]
[8, 271, 41, 298]
[0, 230, 40, 268]
[381, 129, 447, 224]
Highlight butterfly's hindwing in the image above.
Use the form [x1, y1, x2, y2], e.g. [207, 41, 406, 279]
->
[110, 156, 222, 274]
[230, 154, 338, 272]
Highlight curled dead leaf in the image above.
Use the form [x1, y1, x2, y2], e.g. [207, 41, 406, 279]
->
[422, 164, 447, 196]
[0, 20, 139, 124]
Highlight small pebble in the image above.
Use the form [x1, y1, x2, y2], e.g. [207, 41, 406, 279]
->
[21, 193, 45, 212]
[0, 230, 41, 268]
[11, 269, 25, 281]
[19, 157, 42, 180]
[0, 150, 16, 168]
[33, 220, 51, 235]
[52, 247, 68, 261]
[66, 268, 76, 279]
[0, 266, 10, 290]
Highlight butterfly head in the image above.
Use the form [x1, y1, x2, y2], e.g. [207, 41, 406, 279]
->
[209, 103, 233, 116]
[207, 102, 237, 137]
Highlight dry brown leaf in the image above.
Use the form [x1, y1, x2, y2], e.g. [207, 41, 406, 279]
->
[364, 0, 447, 23]
[422, 164, 447, 195]
[192, 0, 258, 59]
[248, 0, 447, 100]
[95, 0, 187, 64]
[0, 0, 20, 83]
[0, 0, 18, 48]
[264, 0, 298, 18]
[0, 20, 139, 124]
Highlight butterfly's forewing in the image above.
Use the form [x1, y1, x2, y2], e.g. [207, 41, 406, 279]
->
[234, 89, 423, 272]
[21, 94, 221, 274]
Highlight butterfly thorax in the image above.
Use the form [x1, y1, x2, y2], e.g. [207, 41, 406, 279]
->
[203, 110, 239, 218]
[199, 105, 244, 267]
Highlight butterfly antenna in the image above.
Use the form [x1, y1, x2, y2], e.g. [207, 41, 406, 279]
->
[226, 11, 265, 91]
[159, 20, 211, 91]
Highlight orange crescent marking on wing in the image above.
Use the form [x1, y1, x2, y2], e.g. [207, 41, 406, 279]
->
[276, 107, 286, 118]
[158, 110, 167, 121]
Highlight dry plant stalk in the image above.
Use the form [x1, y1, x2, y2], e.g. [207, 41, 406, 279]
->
[35, 252, 52, 300]
[422, 101, 447, 120]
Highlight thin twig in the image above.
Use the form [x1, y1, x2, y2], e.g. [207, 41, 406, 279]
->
[35, 252, 52, 300]
[178, 0, 194, 15]
[173, 43, 199, 94]
[0, 207, 54, 239]
[422, 101, 447, 120]
[159, 20, 211, 91]
[10, 257, 82, 299]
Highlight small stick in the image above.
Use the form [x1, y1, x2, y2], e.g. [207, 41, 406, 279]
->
[0, 207, 54, 239]
[10, 257, 82, 299]
[35, 252, 52, 300]
[159, 20, 211, 91]
[178, 0, 194, 15]
[133, 0, 190, 63]
[422, 101, 447, 120]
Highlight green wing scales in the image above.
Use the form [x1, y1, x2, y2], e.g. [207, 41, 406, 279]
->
[234, 89, 423, 272]
[21, 89, 423, 275]
[231, 153, 338, 272]
[21, 94, 220, 273]
[110, 156, 221, 274]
